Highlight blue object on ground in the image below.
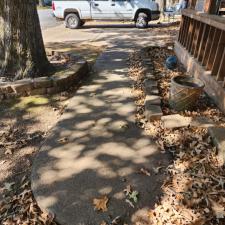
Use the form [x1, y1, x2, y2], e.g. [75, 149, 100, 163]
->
[166, 56, 177, 70]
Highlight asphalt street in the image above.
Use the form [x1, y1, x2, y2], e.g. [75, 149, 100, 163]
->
[38, 9, 62, 30]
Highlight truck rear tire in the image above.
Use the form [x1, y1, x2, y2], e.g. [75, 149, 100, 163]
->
[135, 13, 148, 29]
[80, 21, 85, 26]
[65, 13, 80, 29]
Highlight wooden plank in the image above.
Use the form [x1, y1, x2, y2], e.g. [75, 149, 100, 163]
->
[189, 0, 197, 9]
[178, 16, 185, 43]
[185, 18, 194, 50]
[181, 16, 189, 46]
[182, 9, 225, 31]
[197, 24, 210, 63]
[191, 20, 200, 55]
[186, 18, 194, 51]
[202, 26, 215, 66]
[204, 0, 214, 13]
[175, 40, 225, 114]
[194, 22, 204, 58]
[206, 29, 222, 70]
[183, 17, 191, 48]
[212, 31, 225, 77]
[187, 19, 196, 53]
[216, 47, 225, 81]
[183, 17, 190, 48]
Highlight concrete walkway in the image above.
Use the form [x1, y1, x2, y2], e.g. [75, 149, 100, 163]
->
[32, 41, 171, 225]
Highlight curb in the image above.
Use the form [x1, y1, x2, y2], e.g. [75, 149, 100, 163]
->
[0, 56, 89, 100]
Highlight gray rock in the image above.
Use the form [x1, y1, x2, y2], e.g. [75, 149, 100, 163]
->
[34, 77, 52, 88]
[144, 80, 158, 95]
[161, 114, 192, 128]
[145, 104, 163, 121]
[208, 127, 225, 165]
[191, 116, 215, 128]
[145, 95, 161, 105]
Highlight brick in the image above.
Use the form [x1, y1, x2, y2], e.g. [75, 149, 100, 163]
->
[5, 92, 18, 99]
[191, 116, 215, 128]
[33, 77, 52, 88]
[46, 87, 61, 95]
[145, 104, 163, 121]
[208, 127, 225, 165]
[11, 79, 33, 94]
[145, 95, 161, 105]
[28, 88, 47, 96]
[161, 114, 192, 129]
[52, 69, 74, 87]
[0, 83, 13, 93]
[144, 80, 158, 95]
[70, 63, 89, 82]
[146, 73, 156, 80]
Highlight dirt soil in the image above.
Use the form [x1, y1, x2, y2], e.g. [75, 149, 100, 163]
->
[0, 45, 102, 224]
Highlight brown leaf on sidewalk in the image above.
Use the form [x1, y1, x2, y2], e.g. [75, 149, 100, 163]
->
[123, 185, 132, 196]
[100, 221, 108, 225]
[138, 168, 151, 176]
[57, 137, 69, 144]
[5, 148, 13, 155]
[93, 196, 109, 212]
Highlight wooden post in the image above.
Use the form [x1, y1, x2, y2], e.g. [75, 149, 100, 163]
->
[189, 0, 197, 9]
[204, 0, 218, 14]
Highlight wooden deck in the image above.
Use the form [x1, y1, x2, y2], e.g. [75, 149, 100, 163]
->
[175, 9, 225, 113]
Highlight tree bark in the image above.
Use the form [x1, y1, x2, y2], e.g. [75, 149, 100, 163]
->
[0, 0, 49, 80]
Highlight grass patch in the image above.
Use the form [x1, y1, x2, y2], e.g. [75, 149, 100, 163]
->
[0, 96, 54, 116]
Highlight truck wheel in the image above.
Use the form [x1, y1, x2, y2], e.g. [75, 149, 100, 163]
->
[136, 13, 148, 29]
[80, 21, 85, 26]
[65, 13, 80, 29]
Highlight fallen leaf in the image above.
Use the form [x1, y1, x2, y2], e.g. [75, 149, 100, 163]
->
[93, 196, 109, 212]
[139, 168, 151, 176]
[3, 182, 15, 191]
[111, 216, 121, 225]
[58, 137, 69, 144]
[153, 166, 163, 174]
[125, 199, 135, 208]
[210, 199, 225, 219]
[5, 149, 13, 155]
[123, 185, 132, 196]
[100, 221, 108, 225]
[129, 191, 139, 203]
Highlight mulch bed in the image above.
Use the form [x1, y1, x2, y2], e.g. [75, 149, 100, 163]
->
[128, 46, 225, 225]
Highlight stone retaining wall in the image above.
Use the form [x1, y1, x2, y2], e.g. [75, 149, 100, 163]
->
[0, 59, 88, 100]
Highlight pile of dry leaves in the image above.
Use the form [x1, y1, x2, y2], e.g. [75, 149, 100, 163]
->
[0, 126, 43, 156]
[0, 175, 56, 225]
[128, 47, 225, 225]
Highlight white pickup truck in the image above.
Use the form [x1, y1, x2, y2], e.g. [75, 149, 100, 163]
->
[52, 0, 160, 29]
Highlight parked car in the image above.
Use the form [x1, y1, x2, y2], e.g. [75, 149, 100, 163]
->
[44, 0, 52, 6]
[52, 0, 160, 29]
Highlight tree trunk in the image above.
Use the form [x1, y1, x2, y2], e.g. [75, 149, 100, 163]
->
[0, 0, 49, 80]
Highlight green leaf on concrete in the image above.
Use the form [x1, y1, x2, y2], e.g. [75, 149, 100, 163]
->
[129, 190, 139, 203]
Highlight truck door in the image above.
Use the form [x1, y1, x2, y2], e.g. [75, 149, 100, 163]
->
[91, 0, 115, 19]
[112, 0, 134, 19]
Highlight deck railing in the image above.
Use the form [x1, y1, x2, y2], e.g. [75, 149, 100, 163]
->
[175, 9, 225, 113]
[178, 9, 225, 85]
